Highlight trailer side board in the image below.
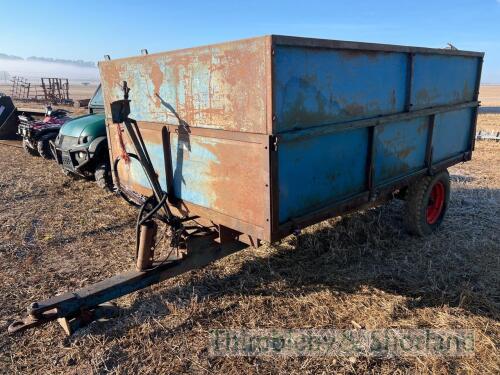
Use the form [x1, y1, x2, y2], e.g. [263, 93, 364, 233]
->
[272, 37, 483, 227]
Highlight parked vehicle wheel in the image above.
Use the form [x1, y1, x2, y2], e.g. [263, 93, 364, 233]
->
[404, 170, 450, 236]
[95, 162, 112, 190]
[22, 138, 39, 156]
[37, 136, 54, 159]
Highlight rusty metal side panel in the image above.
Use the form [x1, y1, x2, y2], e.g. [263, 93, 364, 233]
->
[277, 127, 369, 223]
[431, 107, 474, 163]
[272, 46, 408, 133]
[411, 54, 479, 110]
[99, 37, 270, 134]
[373, 117, 429, 185]
[271, 43, 482, 134]
[107, 121, 270, 240]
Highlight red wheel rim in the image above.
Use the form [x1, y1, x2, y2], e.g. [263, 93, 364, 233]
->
[426, 181, 445, 224]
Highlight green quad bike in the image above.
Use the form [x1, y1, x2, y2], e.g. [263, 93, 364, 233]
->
[51, 84, 111, 189]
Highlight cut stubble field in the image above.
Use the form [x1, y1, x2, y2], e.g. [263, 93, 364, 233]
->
[479, 85, 500, 107]
[0, 115, 498, 374]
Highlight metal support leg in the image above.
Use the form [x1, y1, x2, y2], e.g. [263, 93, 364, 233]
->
[136, 220, 157, 271]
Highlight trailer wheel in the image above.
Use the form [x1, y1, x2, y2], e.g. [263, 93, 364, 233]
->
[22, 138, 39, 156]
[36, 136, 54, 159]
[404, 170, 450, 236]
[95, 162, 112, 191]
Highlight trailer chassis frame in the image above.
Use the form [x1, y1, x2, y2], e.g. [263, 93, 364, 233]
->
[8, 231, 246, 335]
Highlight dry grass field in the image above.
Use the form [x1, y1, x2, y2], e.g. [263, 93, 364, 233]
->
[479, 85, 500, 107]
[0, 114, 498, 374]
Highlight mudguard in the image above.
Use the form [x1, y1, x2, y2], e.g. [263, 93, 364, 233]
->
[88, 136, 108, 154]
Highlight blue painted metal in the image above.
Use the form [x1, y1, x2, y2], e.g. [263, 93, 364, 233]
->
[411, 55, 479, 110]
[278, 128, 368, 222]
[273, 39, 483, 226]
[125, 138, 219, 208]
[99, 35, 484, 240]
[274, 47, 408, 133]
[432, 108, 473, 163]
[373, 117, 429, 185]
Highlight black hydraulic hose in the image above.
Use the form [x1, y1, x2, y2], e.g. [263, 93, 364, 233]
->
[138, 194, 168, 226]
[135, 194, 168, 260]
[114, 154, 168, 260]
[114, 154, 173, 223]
[121, 120, 172, 220]
[113, 154, 142, 206]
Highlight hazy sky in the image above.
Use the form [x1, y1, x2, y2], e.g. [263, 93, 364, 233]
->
[1, 0, 499, 82]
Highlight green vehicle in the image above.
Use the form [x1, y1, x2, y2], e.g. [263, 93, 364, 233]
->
[51, 85, 111, 189]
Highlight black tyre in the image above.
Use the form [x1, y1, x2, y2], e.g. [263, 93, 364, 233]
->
[94, 162, 112, 190]
[36, 136, 54, 159]
[404, 170, 450, 236]
[22, 138, 39, 156]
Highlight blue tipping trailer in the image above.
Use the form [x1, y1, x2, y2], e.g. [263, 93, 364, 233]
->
[99, 35, 484, 242]
[8, 36, 484, 335]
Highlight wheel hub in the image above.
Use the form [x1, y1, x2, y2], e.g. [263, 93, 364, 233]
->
[426, 181, 445, 224]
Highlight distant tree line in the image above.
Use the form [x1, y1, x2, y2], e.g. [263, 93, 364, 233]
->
[0, 53, 95, 68]
[0, 53, 23, 60]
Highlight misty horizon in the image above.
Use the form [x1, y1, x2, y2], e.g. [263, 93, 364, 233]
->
[0, 58, 99, 83]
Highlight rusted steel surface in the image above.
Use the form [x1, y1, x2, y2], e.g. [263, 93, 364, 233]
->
[272, 45, 481, 133]
[272, 36, 482, 224]
[100, 37, 270, 134]
[107, 121, 270, 240]
[100, 35, 483, 243]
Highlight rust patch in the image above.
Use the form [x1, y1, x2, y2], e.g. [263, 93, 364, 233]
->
[416, 121, 428, 135]
[99, 37, 270, 134]
[339, 49, 388, 61]
[151, 61, 164, 106]
[396, 146, 415, 159]
[415, 89, 432, 106]
[344, 103, 365, 117]
[193, 136, 268, 227]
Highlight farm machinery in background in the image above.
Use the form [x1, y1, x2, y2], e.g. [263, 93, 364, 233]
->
[51, 84, 111, 189]
[10, 76, 73, 105]
[0, 94, 64, 142]
[18, 106, 72, 158]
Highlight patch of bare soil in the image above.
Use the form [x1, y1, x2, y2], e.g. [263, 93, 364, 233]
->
[0, 119, 498, 374]
[477, 113, 500, 133]
[479, 85, 500, 107]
